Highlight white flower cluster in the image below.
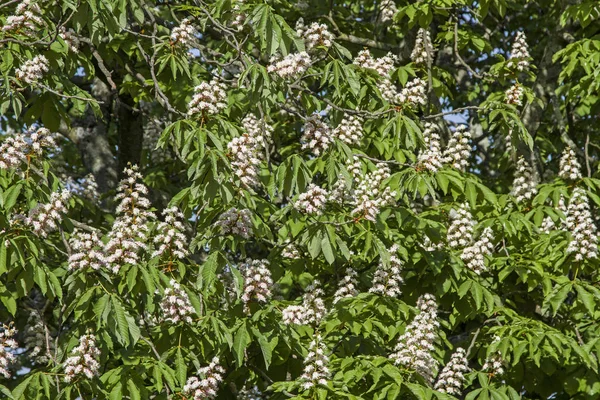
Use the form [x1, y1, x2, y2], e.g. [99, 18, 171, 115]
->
[105, 166, 154, 273]
[442, 125, 471, 171]
[512, 156, 537, 203]
[296, 20, 334, 51]
[566, 188, 598, 260]
[282, 280, 327, 325]
[351, 164, 396, 221]
[187, 79, 228, 116]
[183, 357, 225, 399]
[417, 122, 443, 172]
[240, 259, 273, 312]
[160, 279, 195, 324]
[482, 338, 505, 377]
[171, 18, 196, 48]
[507, 31, 530, 71]
[300, 334, 330, 390]
[2, 0, 43, 33]
[24, 313, 52, 364]
[353, 50, 403, 104]
[333, 114, 364, 145]
[16, 55, 49, 84]
[26, 189, 71, 237]
[301, 114, 334, 156]
[447, 203, 475, 249]
[282, 240, 301, 259]
[0, 134, 28, 169]
[434, 347, 469, 395]
[28, 126, 57, 156]
[267, 52, 311, 79]
[0, 324, 18, 379]
[389, 293, 440, 383]
[68, 229, 107, 271]
[230, 1, 246, 31]
[541, 216, 556, 234]
[353, 50, 396, 77]
[505, 83, 524, 106]
[369, 245, 404, 297]
[411, 28, 433, 65]
[152, 206, 189, 259]
[295, 184, 329, 215]
[461, 227, 494, 275]
[63, 333, 101, 382]
[69, 174, 100, 202]
[215, 207, 253, 238]
[227, 114, 272, 188]
[398, 78, 427, 107]
[422, 235, 444, 251]
[559, 147, 582, 181]
[59, 27, 80, 53]
[380, 0, 398, 23]
[333, 268, 359, 303]
[328, 174, 351, 204]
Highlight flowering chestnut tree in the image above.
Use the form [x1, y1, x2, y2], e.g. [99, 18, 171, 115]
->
[1, 0, 600, 399]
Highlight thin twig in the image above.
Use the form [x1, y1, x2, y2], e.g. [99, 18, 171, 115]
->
[453, 22, 483, 79]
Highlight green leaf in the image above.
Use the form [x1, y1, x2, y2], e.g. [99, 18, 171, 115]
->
[111, 296, 130, 346]
[233, 321, 251, 367]
[176, 348, 187, 386]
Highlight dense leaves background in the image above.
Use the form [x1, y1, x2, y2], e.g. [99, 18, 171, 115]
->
[1, 0, 600, 398]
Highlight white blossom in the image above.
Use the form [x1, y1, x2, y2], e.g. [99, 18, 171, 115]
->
[152, 206, 189, 259]
[187, 79, 228, 116]
[0, 134, 28, 169]
[507, 31, 530, 71]
[559, 147, 582, 181]
[301, 114, 333, 156]
[0, 324, 18, 379]
[565, 188, 598, 260]
[353, 50, 396, 77]
[282, 280, 327, 325]
[398, 78, 427, 107]
[541, 216, 556, 234]
[300, 334, 330, 390]
[295, 184, 328, 215]
[26, 189, 71, 237]
[160, 279, 195, 324]
[351, 163, 396, 221]
[411, 28, 433, 65]
[237, 385, 263, 399]
[389, 294, 439, 383]
[63, 333, 101, 382]
[505, 83, 524, 106]
[442, 125, 471, 171]
[215, 207, 253, 238]
[434, 347, 469, 395]
[379, 0, 398, 23]
[68, 229, 107, 271]
[369, 245, 404, 297]
[240, 259, 273, 312]
[333, 114, 364, 145]
[230, 1, 247, 31]
[296, 20, 334, 51]
[267, 52, 311, 79]
[59, 27, 80, 53]
[282, 240, 301, 259]
[512, 156, 537, 203]
[333, 268, 359, 303]
[171, 18, 196, 48]
[417, 122, 443, 172]
[461, 227, 494, 274]
[183, 357, 225, 399]
[16, 55, 49, 84]
[482, 338, 505, 377]
[227, 114, 273, 188]
[447, 203, 475, 249]
[105, 165, 155, 273]
[2, 0, 43, 33]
